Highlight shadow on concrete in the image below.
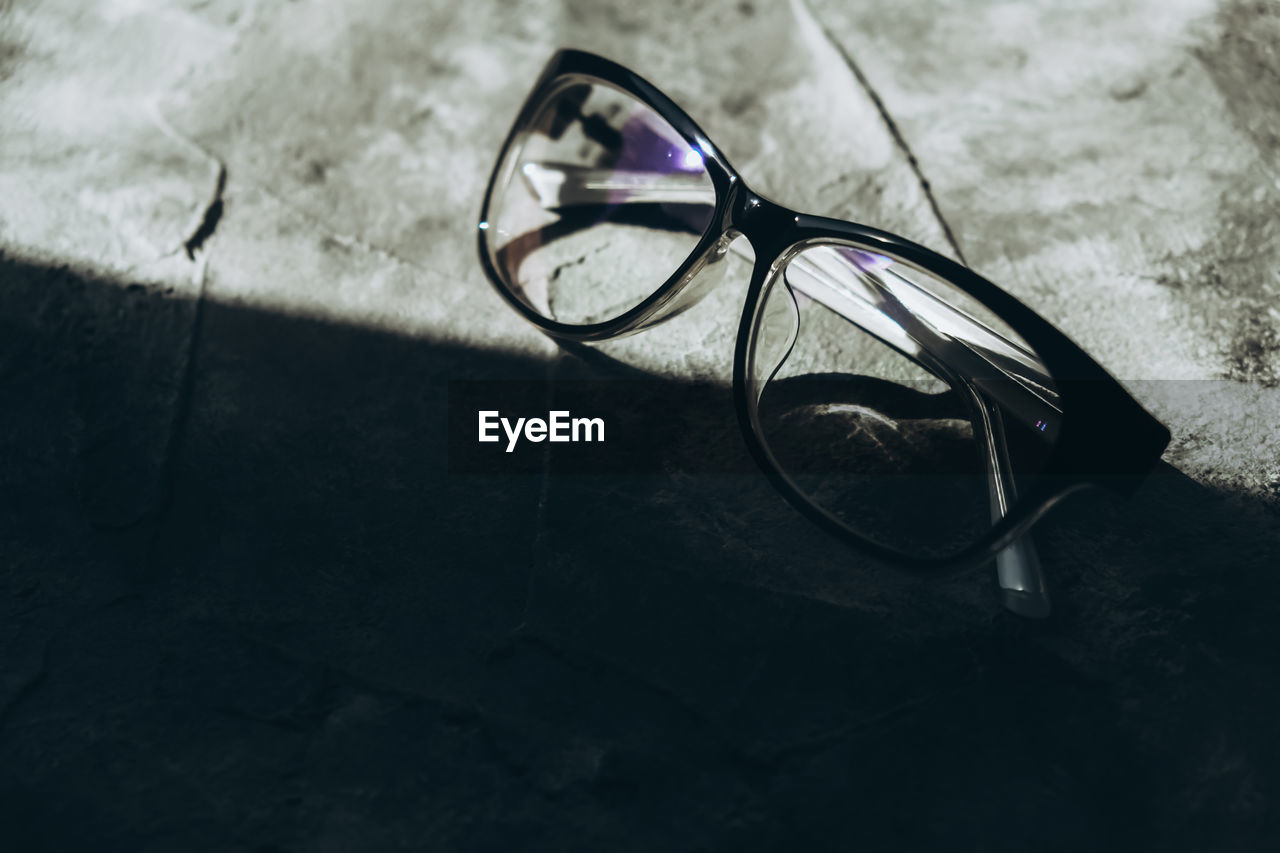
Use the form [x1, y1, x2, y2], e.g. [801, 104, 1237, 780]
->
[1, 252, 1277, 851]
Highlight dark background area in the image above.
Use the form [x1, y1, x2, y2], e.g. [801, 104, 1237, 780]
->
[3, 0, 1280, 849]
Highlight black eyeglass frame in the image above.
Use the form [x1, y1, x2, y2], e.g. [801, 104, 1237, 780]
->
[476, 48, 1171, 574]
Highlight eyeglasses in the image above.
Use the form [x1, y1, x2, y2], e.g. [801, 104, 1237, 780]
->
[476, 49, 1170, 618]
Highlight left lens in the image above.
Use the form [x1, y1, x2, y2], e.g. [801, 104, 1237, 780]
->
[747, 243, 1061, 558]
[483, 77, 717, 326]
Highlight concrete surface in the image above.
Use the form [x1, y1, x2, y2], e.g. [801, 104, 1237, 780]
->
[1, 0, 1279, 849]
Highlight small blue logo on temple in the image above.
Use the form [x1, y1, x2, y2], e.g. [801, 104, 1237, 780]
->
[1035, 419, 1048, 432]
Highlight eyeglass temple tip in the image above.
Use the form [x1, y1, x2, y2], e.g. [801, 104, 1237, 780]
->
[997, 537, 1051, 619]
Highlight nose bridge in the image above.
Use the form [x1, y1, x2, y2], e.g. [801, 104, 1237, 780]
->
[728, 185, 800, 264]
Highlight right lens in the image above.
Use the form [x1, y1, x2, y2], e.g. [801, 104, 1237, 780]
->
[482, 77, 718, 326]
[748, 243, 1061, 558]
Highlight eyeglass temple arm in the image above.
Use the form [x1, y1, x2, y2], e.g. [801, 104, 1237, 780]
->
[970, 388, 1050, 617]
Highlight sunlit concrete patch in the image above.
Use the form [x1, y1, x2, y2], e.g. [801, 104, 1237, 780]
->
[144, 0, 956, 382]
[0, 0, 244, 272]
[1142, 380, 1280, 503]
[155, 0, 563, 285]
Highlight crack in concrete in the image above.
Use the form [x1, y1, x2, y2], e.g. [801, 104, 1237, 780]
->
[148, 100, 229, 261]
[797, 0, 970, 267]
[183, 165, 225, 260]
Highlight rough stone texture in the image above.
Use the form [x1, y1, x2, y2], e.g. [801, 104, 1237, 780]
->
[1, 0, 1278, 850]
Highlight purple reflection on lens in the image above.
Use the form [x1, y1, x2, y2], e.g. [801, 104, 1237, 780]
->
[617, 112, 704, 175]
[838, 247, 893, 273]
